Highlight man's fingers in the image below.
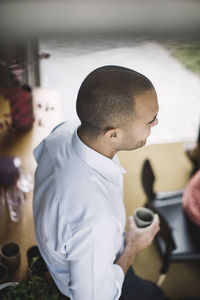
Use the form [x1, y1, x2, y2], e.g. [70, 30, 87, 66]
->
[154, 214, 160, 230]
[149, 214, 160, 228]
[154, 214, 160, 225]
[150, 214, 160, 235]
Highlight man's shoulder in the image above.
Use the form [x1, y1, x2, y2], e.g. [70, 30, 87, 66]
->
[34, 121, 79, 163]
[47, 120, 79, 143]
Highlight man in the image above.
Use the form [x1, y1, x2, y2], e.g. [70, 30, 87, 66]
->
[33, 65, 161, 300]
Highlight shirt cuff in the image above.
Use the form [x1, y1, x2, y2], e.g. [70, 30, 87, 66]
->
[113, 264, 125, 291]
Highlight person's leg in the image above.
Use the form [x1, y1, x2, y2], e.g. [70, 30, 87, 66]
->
[121, 267, 167, 300]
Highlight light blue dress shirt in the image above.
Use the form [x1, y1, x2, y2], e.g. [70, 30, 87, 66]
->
[33, 121, 126, 300]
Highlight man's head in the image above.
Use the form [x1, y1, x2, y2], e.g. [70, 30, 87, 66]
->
[76, 65, 159, 154]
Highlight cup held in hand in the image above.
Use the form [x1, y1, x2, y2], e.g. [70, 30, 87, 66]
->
[134, 207, 154, 228]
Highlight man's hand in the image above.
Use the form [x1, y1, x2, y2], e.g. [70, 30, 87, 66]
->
[125, 214, 160, 255]
[115, 214, 160, 275]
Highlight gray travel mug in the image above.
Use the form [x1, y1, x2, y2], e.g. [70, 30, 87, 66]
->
[133, 207, 155, 228]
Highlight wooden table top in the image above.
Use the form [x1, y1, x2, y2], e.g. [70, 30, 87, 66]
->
[0, 88, 63, 282]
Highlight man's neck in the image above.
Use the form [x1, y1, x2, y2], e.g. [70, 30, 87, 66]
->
[77, 127, 116, 159]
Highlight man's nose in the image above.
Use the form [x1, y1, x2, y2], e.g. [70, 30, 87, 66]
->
[151, 118, 158, 127]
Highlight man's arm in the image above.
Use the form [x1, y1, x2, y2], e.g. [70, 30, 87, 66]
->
[66, 221, 125, 300]
[115, 214, 160, 275]
[66, 216, 159, 300]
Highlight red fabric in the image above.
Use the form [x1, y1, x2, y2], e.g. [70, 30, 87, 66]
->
[183, 170, 200, 226]
[9, 87, 34, 130]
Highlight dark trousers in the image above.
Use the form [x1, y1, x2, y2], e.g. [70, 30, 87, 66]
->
[120, 267, 167, 300]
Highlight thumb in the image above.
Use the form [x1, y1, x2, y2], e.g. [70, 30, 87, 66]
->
[128, 215, 134, 228]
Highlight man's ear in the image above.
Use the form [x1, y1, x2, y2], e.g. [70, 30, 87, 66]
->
[104, 128, 122, 144]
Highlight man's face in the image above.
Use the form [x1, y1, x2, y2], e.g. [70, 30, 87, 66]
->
[120, 88, 159, 151]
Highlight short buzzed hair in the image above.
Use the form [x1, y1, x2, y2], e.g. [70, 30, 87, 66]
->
[76, 65, 154, 136]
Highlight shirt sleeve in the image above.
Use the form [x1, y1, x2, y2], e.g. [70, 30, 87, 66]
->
[66, 221, 125, 300]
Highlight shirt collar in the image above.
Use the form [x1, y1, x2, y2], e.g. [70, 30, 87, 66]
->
[72, 127, 126, 183]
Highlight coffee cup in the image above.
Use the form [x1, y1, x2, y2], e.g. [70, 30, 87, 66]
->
[133, 207, 155, 228]
[0, 241, 20, 269]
